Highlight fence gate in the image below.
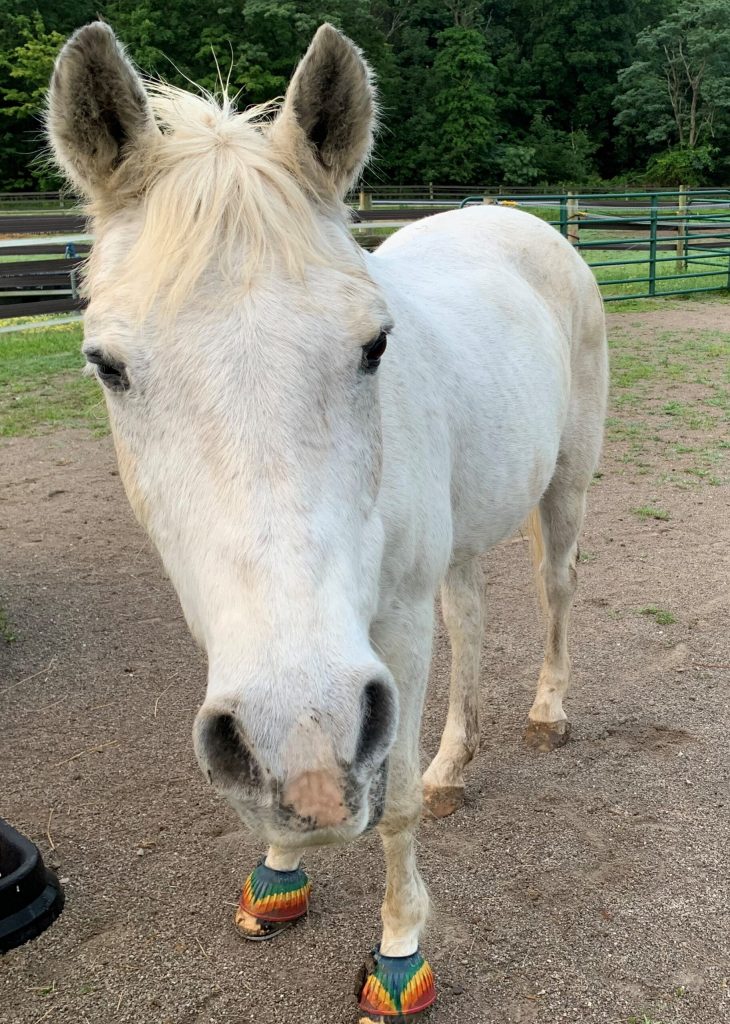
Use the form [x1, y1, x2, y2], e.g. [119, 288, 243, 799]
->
[462, 188, 730, 302]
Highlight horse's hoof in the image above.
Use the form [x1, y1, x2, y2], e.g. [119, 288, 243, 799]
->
[422, 784, 465, 818]
[234, 862, 311, 942]
[234, 907, 295, 941]
[356, 947, 436, 1021]
[523, 719, 571, 752]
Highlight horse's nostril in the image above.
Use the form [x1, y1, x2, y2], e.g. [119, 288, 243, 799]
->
[196, 711, 260, 790]
[356, 679, 398, 769]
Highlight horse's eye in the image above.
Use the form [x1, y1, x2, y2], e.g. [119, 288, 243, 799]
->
[85, 350, 129, 392]
[361, 332, 388, 373]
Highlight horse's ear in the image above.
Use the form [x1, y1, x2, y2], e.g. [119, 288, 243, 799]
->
[47, 22, 157, 200]
[271, 23, 376, 200]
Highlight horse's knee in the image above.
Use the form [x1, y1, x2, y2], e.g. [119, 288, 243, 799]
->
[378, 798, 421, 838]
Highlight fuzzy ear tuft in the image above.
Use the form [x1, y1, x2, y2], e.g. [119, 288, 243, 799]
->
[47, 21, 157, 200]
[271, 23, 376, 200]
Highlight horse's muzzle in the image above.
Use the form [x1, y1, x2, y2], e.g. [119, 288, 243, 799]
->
[193, 678, 396, 844]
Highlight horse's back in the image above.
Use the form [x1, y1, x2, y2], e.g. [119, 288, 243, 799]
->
[376, 204, 601, 343]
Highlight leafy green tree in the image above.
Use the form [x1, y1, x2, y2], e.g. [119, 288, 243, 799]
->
[523, 114, 597, 184]
[645, 143, 716, 184]
[0, 0, 692, 190]
[492, 0, 663, 178]
[0, 12, 65, 187]
[1, 13, 65, 121]
[615, 0, 730, 177]
[415, 26, 498, 183]
[103, 0, 386, 102]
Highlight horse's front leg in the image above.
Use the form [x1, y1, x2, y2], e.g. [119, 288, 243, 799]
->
[357, 598, 436, 1022]
[422, 557, 483, 817]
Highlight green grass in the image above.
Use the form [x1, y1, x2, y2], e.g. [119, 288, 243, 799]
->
[606, 290, 730, 313]
[606, 318, 730, 485]
[633, 505, 670, 521]
[612, 353, 657, 388]
[0, 605, 17, 644]
[640, 606, 676, 625]
[0, 323, 107, 437]
[578, 245, 730, 307]
[0, 252, 71, 264]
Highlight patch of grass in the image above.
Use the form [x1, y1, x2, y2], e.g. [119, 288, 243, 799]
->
[586, 243, 730, 306]
[612, 353, 656, 388]
[607, 327, 730, 457]
[706, 387, 730, 412]
[0, 606, 16, 644]
[608, 290, 730, 314]
[633, 505, 670, 521]
[0, 323, 85, 383]
[662, 399, 685, 417]
[682, 466, 721, 484]
[640, 606, 676, 625]
[0, 323, 108, 438]
[605, 418, 651, 443]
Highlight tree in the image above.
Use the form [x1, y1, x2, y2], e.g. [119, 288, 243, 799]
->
[0, 14, 65, 121]
[492, 0, 662, 178]
[0, 0, 695, 190]
[416, 26, 498, 183]
[615, 0, 730, 165]
[0, 12, 65, 187]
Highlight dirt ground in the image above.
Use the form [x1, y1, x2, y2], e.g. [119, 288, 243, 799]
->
[1, 302, 728, 1024]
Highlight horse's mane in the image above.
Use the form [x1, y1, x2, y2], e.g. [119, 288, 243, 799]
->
[93, 83, 336, 319]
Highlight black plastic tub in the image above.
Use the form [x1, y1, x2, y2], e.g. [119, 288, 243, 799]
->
[0, 817, 64, 953]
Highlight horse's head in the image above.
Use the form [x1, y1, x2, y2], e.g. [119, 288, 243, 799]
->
[48, 23, 398, 846]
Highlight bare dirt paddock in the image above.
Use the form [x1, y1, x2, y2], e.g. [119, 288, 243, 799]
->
[1, 300, 729, 1024]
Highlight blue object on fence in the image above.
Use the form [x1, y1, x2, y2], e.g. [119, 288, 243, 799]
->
[64, 242, 77, 259]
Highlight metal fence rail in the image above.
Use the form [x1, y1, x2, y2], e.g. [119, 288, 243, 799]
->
[2, 189, 729, 321]
[461, 188, 730, 301]
[2, 183, 665, 212]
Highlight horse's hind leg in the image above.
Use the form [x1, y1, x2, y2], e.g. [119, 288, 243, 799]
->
[522, 481, 585, 752]
[524, 321, 607, 751]
[422, 557, 483, 817]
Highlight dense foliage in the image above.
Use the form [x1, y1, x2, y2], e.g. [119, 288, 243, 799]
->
[1, 0, 729, 190]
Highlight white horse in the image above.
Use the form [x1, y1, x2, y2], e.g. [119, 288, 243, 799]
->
[48, 21, 607, 1020]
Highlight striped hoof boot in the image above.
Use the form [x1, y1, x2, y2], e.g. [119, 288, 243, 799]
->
[234, 862, 311, 942]
[356, 948, 436, 1021]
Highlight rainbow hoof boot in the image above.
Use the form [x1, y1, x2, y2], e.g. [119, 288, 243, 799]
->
[234, 862, 311, 942]
[356, 948, 436, 1021]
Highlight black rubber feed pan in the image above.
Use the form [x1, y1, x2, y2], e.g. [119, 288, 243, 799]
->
[0, 817, 64, 953]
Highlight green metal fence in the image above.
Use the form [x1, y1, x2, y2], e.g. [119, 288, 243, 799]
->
[460, 189, 730, 302]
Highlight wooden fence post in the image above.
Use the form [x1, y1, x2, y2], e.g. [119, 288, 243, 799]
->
[358, 190, 372, 212]
[676, 184, 688, 273]
[567, 191, 580, 245]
